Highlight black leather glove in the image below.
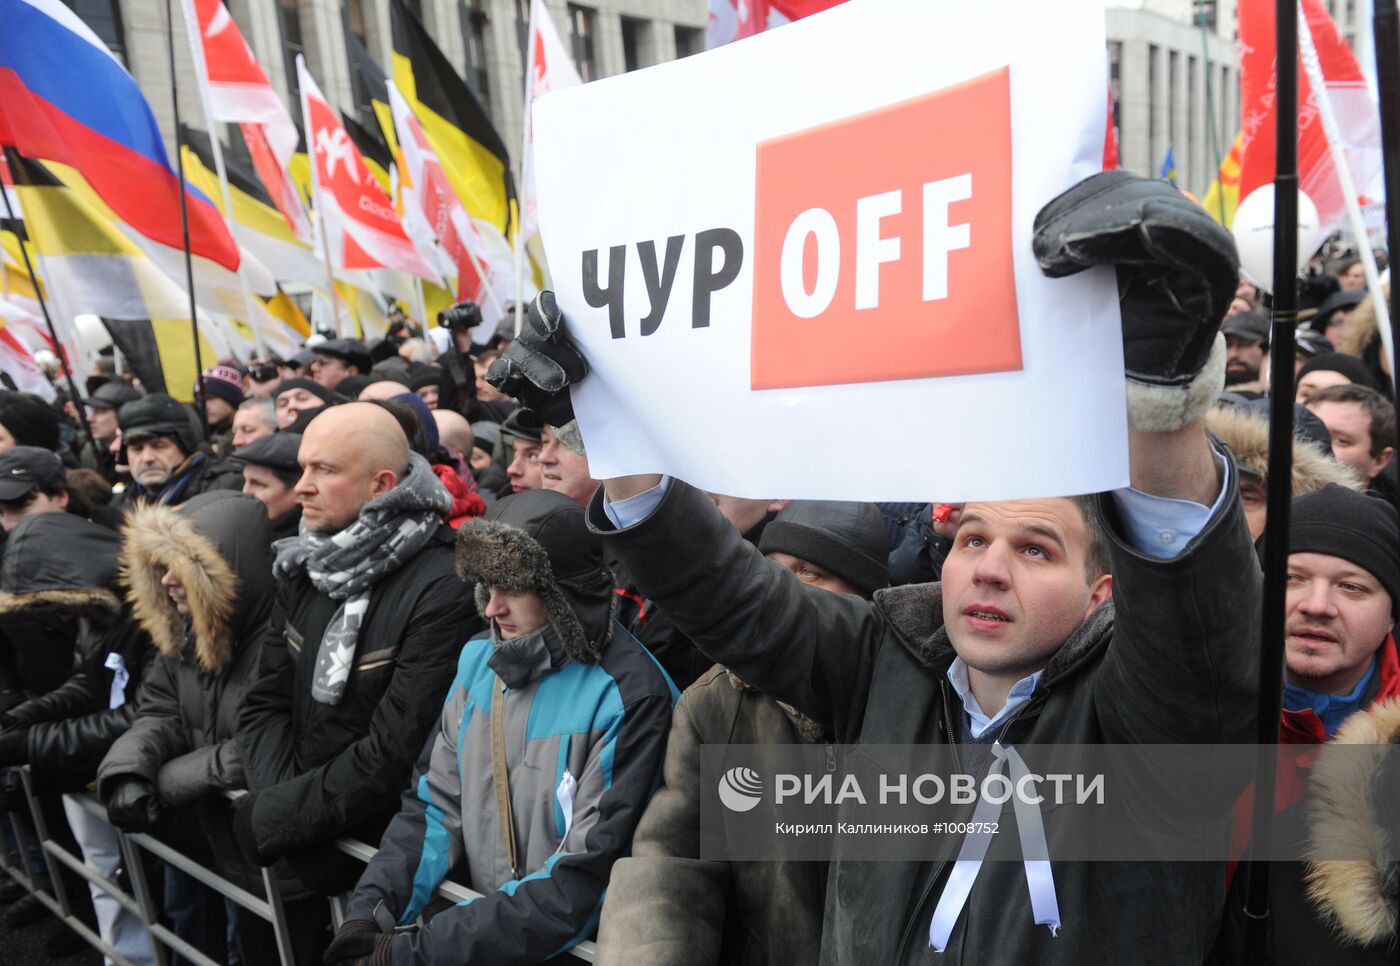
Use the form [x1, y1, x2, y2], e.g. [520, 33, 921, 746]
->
[230, 793, 262, 866]
[323, 919, 393, 966]
[1032, 170, 1239, 432]
[438, 299, 483, 331]
[0, 769, 23, 815]
[105, 777, 160, 833]
[485, 291, 589, 427]
[0, 728, 28, 768]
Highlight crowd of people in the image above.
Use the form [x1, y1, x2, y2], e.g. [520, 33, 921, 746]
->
[0, 170, 1395, 965]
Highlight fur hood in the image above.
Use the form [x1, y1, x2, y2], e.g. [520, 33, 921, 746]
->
[1206, 406, 1361, 493]
[0, 512, 121, 620]
[455, 489, 615, 664]
[120, 492, 273, 674]
[1304, 697, 1400, 947]
[1333, 285, 1387, 359]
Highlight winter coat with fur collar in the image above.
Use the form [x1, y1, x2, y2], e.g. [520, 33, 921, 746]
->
[97, 492, 274, 883]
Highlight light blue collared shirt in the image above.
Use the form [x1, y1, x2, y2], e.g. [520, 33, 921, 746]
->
[945, 658, 1043, 739]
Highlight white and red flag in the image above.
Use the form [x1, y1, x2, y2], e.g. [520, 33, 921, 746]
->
[706, 0, 846, 48]
[389, 82, 526, 338]
[0, 301, 55, 400]
[520, 0, 582, 242]
[183, 0, 308, 237]
[1237, 0, 1384, 237]
[298, 57, 436, 281]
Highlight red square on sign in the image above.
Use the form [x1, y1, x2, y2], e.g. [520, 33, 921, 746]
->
[750, 67, 1021, 390]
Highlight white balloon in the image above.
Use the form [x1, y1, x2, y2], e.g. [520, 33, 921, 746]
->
[1230, 185, 1323, 293]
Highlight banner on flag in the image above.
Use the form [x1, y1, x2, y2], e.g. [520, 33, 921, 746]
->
[534, 0, 1125, 501]
[298, 56, 437, 281]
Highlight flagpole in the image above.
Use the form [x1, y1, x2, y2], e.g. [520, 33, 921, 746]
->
[1243, 0, 1301, 960]
[1, 150, 99, 459]
[315, 210, 347, 337]
[178, 0, 269, 361]
[164, 0, 209, 437]
[513, 0, 536, 332]
[1373, 0, 1400, 412]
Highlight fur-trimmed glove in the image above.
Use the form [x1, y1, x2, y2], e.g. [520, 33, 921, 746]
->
[1032, 170, 1239, 432]
[323, 919, 394, 966]
[486, 291, 589, 427]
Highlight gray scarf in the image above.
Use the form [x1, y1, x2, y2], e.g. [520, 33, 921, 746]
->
[273, 452, 451, 704]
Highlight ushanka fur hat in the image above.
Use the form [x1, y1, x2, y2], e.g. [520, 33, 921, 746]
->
[454, 488, 616, 663]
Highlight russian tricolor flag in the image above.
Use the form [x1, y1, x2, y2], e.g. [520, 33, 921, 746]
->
[0, 0, 240, 270]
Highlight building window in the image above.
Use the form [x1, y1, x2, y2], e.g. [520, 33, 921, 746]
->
[1148, 44, 1159, 165]
[1168, 49, 1179, 162]
[1108, 40, 1122, 138]
[279, 0, 304, 102]
[65, 0, 127, 64]
[569, 4, 596, 82]
[1187, 54, 1197, 188]
[621, 16, 646, 71]
[1192, 0, 1217, 32]
[461, 0, 492, 109]
[344, 0, 368, 43]
[675, 25, 702, 58]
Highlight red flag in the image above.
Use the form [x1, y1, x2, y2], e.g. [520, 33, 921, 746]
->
[1237, 0, 1383, 236]
[184, 0, 308, 238]
[297, 58, 435, 280]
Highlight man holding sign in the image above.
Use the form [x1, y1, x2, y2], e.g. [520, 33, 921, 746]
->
[487, 170, 1259, 963]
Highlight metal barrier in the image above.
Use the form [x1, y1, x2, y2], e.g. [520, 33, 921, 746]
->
[0, 770, 597, 964]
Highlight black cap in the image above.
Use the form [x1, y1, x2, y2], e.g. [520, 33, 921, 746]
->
[1222, 311, 1271, 348]
[313, 338, 372, 374]
[117, 393, 196, 453]
[500, 408, 544, 445]
[85, 380, 143, 410]
[1313, 288, 1367, 325]
[0, 446, 66, 501]
[231, 432, 302, 474]
[758, 501, 891, 597]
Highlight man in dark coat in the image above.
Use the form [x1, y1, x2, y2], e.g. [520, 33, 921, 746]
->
[488, 172, 1262, 965]
[234, 403, 481, 904]
[112, 394, 241, 507]
[231, 432, 303, 540]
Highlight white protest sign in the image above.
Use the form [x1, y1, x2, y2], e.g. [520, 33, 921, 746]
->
[533, 0, 1128, 501]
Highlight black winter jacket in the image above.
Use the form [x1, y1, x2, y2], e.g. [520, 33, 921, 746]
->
[590, 469, 1262, 966]
[237, 521, 481, 895]
[98, 492, 274, 885]
[0, 512, 150, 791]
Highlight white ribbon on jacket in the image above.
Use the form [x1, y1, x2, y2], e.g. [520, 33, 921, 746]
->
[929, 742, 1061, 952]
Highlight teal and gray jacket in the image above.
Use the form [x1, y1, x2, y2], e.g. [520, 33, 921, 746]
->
[344, 619, 677, 965]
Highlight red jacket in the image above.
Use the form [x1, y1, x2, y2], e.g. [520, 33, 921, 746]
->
[431, 464, 486, 529]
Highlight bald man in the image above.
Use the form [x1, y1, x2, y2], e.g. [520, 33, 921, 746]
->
[432, 408, 476, 481]
[356, 380, 412, 403]
[236, 403, 482, 936]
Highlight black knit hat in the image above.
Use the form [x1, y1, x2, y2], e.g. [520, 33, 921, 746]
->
[407, 367, 444, 393]
[0, 392, 60, 451]
[758, 500, 891, 597]
[274, 378, 334, 406]
[1290, 484, 1399, 613]
[1298, 352, 1383, 394]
